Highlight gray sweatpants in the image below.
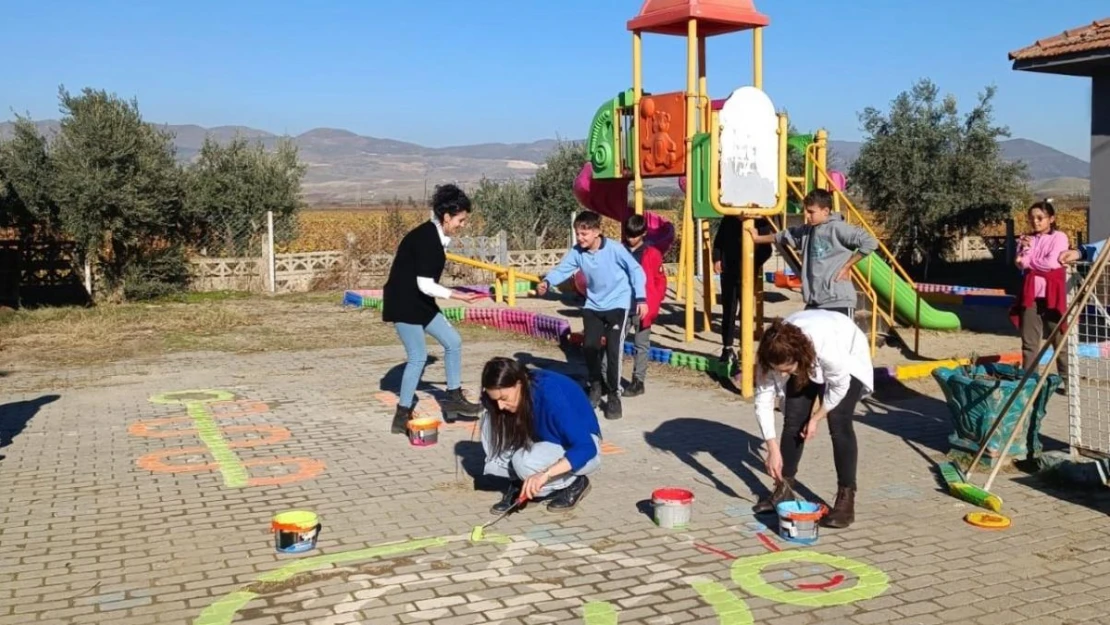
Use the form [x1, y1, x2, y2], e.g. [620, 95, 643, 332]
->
[627, 314, 651, 383]
[480, 411, 601, 498]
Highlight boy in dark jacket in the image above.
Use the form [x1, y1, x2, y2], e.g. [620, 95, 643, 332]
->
[621, 214, 667, 397]
[713, 215, 774, 372]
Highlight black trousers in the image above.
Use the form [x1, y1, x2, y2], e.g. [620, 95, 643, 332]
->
[780, 376, 865, 489]
[582, 308, 630, 395]
[720, 272, 742, 349]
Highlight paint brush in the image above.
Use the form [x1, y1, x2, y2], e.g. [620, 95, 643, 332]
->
[469, 495, 527, 542]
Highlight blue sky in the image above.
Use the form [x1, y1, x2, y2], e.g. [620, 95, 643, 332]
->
[2, 0, 1104, 159]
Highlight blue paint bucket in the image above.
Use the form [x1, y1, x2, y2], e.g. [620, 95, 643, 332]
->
[775, 501, 827, 544]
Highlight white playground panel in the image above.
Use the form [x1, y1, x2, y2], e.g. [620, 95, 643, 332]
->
[1068, 262, 1110, 458]
[719, 86, 779, 208]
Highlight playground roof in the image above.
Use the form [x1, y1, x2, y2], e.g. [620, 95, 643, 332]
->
[1009, 18, 1110, 75]
[627, 0, 769, 37]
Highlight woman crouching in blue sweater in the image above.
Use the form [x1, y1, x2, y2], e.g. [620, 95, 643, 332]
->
[480, 357, 601, 513]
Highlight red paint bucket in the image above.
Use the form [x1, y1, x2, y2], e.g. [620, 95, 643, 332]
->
[651, 488, 694, 529]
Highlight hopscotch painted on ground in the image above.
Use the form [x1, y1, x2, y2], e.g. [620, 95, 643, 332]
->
[193, 528, 890, 625]
[129, 389, 326, 488]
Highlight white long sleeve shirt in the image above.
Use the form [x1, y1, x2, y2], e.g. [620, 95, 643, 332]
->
[416, 217, 453, 300]
[753, 309, 874, 440]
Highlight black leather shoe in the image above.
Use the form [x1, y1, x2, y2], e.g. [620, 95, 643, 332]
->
[623, 380, 645, 397]
[546, 476, 591, 511]
[440, 388, 481, 421]
[490, 481, 524, 515]
[604, 396, 623, 420]
[391, 405, 413, 435]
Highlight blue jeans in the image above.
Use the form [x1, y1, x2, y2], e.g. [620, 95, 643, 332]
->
[394, 313, 462, 409]
[480, 410, 601, 497]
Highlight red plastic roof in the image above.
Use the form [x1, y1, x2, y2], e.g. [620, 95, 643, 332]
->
[627, 0, 770, 37]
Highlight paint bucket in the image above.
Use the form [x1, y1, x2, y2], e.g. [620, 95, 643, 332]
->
[651, 488, 694, 529]
[271, 510, 321, 553]
[407, 417, 441, 447]
[775, 500, 827, 544]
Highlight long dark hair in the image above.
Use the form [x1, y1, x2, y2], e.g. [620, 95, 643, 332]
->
[756, 318, 816, 391]
[1028, 199, 1057, 233]
[481, 357, 536, 456]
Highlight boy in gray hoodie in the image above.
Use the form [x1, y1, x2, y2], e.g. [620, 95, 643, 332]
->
[752, 189, 878, 316]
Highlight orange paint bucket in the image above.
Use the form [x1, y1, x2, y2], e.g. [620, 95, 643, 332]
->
[407, 418, 441, 447]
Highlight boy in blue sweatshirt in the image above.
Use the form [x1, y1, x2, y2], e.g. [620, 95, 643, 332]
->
[537, 211, 647, 420]
[1061, 238, 1106, 266]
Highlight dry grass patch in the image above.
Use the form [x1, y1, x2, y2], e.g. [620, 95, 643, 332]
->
[0, 291, 503, 368]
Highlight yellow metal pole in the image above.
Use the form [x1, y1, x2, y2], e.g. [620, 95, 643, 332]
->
[676, 235, 686, 302]
[698, 37, 709, 129]
[701, 221, 713, 332]
[698, 35, 713, 331]
[741, 27, 765, 396]
[815, 129, 829, 191]
[684, 18, 698, 342]
[740, 219, 755, 397]
[632, 32, 644, 216]
[754, 269, 765, 339]
[494, 278, 503, 304]
[753, 27, 763, 90]
[507, 267, 516, 307]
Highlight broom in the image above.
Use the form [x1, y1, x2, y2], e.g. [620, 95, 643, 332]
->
[939, 240, 1110, 509]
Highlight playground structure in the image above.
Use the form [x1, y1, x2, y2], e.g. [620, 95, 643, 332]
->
[563, 0, 959, 396]
[443, 0, 970, 397]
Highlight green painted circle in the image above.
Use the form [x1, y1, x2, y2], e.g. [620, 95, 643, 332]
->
[731, 550, 889, 608]
[149, 389, 236, 405]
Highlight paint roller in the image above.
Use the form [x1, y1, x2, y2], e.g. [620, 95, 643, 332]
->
[469, 494, 527, 542]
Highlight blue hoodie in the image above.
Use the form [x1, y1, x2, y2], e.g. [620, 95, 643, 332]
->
[544, 237, 647, 312]
[1080, 239, 1105, 263]
[530, 369, 601, 472]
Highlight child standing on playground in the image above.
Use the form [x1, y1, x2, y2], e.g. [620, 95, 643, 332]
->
[619, 214, 667, 397]
[537, 211, 647, 420]
[751, 189, 878, 318]
[1013, 199, 1070, 383]
[713, 215, 774, 372]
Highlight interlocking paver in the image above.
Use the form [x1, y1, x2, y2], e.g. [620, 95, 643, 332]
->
[0, 339, 1107, 625]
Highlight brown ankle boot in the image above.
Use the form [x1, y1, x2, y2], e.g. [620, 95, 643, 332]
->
[752, 478, 796, 514]
[822, 486, 855, 528]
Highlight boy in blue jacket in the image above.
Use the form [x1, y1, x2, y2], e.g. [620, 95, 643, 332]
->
[537, 211, 647, 420]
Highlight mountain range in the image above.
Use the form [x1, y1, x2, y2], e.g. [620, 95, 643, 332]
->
[1, 120, 1090, 204]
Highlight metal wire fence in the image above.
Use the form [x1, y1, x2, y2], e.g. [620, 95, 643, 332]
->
[1069, 260, 1110, 457]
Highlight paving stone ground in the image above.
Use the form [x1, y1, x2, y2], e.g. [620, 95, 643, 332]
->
[1, 335, 1108, 625]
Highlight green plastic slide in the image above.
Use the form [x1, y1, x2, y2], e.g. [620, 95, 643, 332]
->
[855, 254, 962, 331]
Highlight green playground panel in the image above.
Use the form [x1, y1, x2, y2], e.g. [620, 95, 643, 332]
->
[587, 89, 635, 180]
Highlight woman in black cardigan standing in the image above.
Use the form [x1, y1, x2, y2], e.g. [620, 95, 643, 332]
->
[382, 184, 484, 434]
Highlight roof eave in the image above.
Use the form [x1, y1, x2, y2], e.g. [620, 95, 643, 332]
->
[1011, 48, 1110, 76]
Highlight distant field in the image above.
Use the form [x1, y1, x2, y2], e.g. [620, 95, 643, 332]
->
[287, 200, 1092, 255]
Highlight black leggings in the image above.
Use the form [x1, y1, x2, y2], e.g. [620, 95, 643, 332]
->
[720, 273, 741, 348]
[781, 376, 864, 489]
[720, 270, 761, 348]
